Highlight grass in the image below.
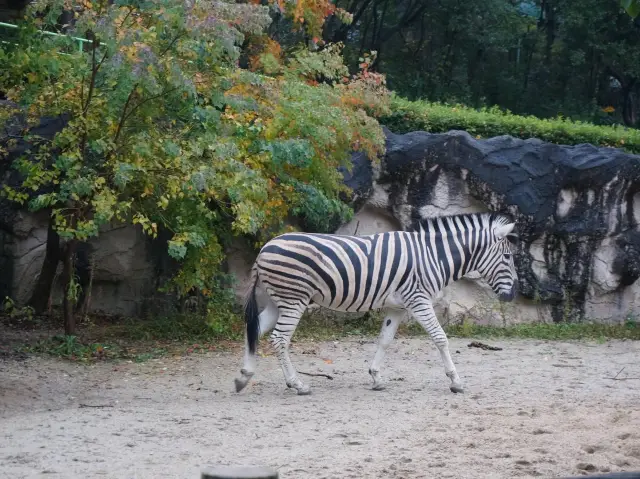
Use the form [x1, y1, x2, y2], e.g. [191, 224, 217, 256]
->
[295, 312, 640, 342]
[3, 309, 640, 363]
[445, 320, 640, 342]
[101, 312, 244, 342]
[18, 335, 125, 362]
[1, 308, 245, 363]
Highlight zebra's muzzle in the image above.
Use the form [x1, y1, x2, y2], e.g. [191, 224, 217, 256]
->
[498, 280, 518, 302]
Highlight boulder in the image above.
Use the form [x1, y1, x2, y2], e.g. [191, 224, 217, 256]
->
[335, 127, 640, 325]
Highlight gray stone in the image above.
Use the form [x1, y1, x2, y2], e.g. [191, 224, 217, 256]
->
[334, 127, 640, 324]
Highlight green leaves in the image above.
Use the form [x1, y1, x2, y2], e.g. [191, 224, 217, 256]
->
[28, 193, 56, 211]
[266, 139, 314, 169]
[290, 181, 354, 233]
[621, 0, 640, 18]
[382, 96, 640, 154]
[1, 0, 386, 303]
[168, 239, 188, 260]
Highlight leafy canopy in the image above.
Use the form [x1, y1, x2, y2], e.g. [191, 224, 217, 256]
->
[0, 0, 389, 299]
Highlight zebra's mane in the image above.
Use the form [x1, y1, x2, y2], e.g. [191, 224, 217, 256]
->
[410, 212, 513, 234]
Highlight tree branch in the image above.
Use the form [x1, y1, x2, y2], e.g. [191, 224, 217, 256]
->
[123, 86, 183, 122]
[113, 85, 138, 146]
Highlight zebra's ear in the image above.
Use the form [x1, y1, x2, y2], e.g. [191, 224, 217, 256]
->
[494, 222, 516, 239]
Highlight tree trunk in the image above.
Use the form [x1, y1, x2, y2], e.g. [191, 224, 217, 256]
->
[622, 83, 638, 127]
[62, 239, 77, 336]
[540, 0, 555, 68]
[29, 218, 61, 314]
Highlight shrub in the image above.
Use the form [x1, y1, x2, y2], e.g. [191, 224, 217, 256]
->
[380, 95, 640, 154]
[0, 0, 388, 334]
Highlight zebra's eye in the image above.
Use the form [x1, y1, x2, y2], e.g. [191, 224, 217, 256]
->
[503, 253, 512, 259]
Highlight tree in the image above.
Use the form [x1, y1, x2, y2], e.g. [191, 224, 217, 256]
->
[0, 0, 389, 334]
[317, 0, 640, 127]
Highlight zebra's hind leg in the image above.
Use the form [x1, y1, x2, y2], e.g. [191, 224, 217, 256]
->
[234, 299, 279, 393]
[408, 299, 464, 394]
[270, 304, 311, 396]
[368, 309, 404, 391]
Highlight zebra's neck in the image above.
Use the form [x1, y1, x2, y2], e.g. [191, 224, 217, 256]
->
[413, 215, 488, 290]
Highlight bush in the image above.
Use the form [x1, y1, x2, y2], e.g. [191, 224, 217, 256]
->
[0, 0, 389, 334]
[380, 96, 640, 154]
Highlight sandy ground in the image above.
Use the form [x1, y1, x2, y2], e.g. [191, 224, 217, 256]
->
[1, 336, 640, 479]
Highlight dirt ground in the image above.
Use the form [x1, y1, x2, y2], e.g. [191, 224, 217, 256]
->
[1, 336, 640, 479]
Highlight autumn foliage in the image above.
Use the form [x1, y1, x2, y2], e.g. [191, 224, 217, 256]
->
[0, 0, 389, 333]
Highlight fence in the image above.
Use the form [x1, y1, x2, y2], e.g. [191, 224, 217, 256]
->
[0, 21, 101, 54]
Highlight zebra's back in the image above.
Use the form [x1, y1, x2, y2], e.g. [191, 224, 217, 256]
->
[256, 231, 416, 312]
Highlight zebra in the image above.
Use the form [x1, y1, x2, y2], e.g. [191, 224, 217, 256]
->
[234, 212, 518, 396]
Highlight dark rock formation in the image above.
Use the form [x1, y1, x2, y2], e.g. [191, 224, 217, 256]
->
[338, 149, 375, 213]
[335, 126, 640, 323]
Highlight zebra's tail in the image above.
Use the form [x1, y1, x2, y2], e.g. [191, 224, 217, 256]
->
[244, 266, 260, 355]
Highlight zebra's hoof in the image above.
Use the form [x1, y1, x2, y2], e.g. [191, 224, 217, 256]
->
[450, 385, 464, 394]
[372, 383, 386, 391]
[294, 384, 311, 396]
[234, 377, 248, 393]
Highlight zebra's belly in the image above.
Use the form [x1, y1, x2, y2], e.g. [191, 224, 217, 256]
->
[310, 290, 406, 313]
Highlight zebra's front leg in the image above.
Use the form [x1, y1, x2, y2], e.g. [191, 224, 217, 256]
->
[270, 306, 311, 395]
[369, 309, 404, 391]
[408, 300, 464, 394]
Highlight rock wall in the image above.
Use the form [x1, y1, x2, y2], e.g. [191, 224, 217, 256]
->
[0, 110, 178, 317]
[333, 127, 640, 325]
[4, 121, 640, 324]
[0, 209, 174, 317]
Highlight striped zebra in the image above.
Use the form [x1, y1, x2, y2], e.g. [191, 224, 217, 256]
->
[234, 212, 518, 396]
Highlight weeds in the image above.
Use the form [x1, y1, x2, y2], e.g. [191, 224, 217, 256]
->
[296, 315, 640, 342]
[19, 335, 120, 362]
[111, 311, 244, 342]
[445, 319, 640, 341]
[5, 309, 639, 364]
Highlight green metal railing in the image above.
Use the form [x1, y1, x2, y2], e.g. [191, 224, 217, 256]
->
[0, 21, 98, 53]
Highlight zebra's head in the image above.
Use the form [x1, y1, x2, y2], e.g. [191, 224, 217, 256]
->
[475, 220, 519, 302]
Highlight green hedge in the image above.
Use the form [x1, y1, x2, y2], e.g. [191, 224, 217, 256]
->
[379, 96, 640, 155]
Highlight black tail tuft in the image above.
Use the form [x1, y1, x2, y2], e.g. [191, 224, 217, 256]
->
[244, 277, 260, 355]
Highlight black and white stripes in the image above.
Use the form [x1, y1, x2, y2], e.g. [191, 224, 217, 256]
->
[235, 212, 519, 395]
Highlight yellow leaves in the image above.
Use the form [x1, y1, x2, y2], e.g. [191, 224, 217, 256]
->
[157, 195, 170, 209]
[133, 213, 158, 238]
[293, 0, 304, 23]
[222, 109, 236, 123]
[225, 82, 257, 99]
[1, 186, 29, 205]
[602, 106, 615, 113]
[193, 72, 212, 92]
